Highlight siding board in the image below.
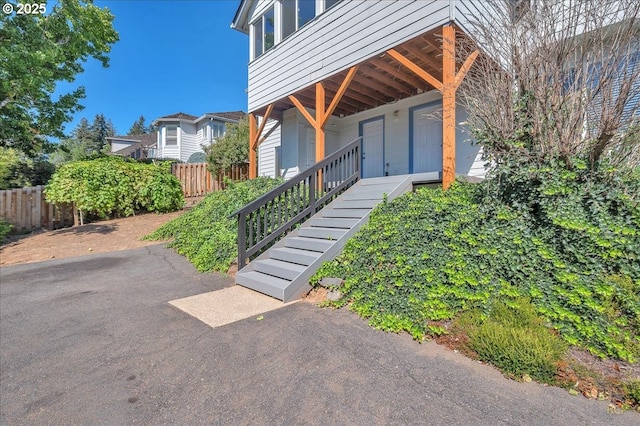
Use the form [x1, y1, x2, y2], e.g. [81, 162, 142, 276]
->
[248, 0, 449, 111]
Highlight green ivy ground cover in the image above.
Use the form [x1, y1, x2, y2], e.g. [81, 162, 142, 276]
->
[145, 177, 282, 273]
[313, 171, 640, 363]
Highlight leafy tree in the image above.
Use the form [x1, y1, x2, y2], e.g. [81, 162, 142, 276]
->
[0, 0, 119, 157]
[128, 115, 149, 135]
[205, 118, 249, 175]
[0, 147, 55, 189]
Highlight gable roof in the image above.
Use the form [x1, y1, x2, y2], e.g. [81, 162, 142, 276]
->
[156, 112, 199, 121]
[205, 111, 246, 121]
[153, 111, 246, 126]
[107, 133, 156, 146]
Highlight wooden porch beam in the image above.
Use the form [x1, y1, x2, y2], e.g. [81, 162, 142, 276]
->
[360, 64, 414, 96]
[369, 58, 426, 90]
[387, 48, 443, 92]
[248, 113, 257, 179]
[315, 82, 326, 162]
[442, 24, 456, 190]
[252, 104, 273, 149]
[288, 94, 317, 127]
[401, 44, 444, 79]
[454, 49, 479, 89]
[248, 104, 274, 179]
[257, 120, 281, 147]
[321, 66, 358, 127]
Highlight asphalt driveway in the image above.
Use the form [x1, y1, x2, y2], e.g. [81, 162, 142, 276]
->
[1, 244, 638, 425]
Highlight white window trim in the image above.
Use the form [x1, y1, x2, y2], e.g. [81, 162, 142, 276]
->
[164, 124, 179, 147]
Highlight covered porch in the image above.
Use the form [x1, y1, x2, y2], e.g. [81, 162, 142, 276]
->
[247, 23, 482, 189]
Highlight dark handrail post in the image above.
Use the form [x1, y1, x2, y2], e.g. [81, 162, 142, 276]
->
[238, 212, 247, 270]
[309, 173, 316, 214]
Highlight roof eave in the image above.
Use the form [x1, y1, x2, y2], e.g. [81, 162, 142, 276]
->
[231, 0, 251, 34]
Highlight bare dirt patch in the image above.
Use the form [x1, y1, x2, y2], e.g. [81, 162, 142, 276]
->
[1, 210, 184, 266]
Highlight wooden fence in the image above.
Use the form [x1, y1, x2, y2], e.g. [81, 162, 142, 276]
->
[171, 163, 249, 198]
[0, 186, 74, 232]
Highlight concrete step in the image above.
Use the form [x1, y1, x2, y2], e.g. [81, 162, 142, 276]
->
[235, 271, 291, 300]
[309, 217, 359, 228]
[284, 236, 334, 252]
[340, 192, 385, 201]
[331, 199, 379, 209]
[322, 208, 371, 218]
[253, 258, 306, 281]
[269, 247, 322, 265]
[298, 227, 347, 240]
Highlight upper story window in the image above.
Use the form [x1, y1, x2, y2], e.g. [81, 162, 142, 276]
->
[165, 125, 178, 146]
[251, 0, 343, 60]
[325, 0, 341, 11]
[282, 0, 315, 40]
[252, 6, 275, 58]
[212, 123, 225, 139]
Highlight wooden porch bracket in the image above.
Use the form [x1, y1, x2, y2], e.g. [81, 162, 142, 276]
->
[248, 104, 274, 179]
[387, 25, 478, 190]
[289, 65, 359, 164]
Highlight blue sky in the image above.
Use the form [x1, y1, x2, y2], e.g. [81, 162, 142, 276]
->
[56, 0, 248, 138]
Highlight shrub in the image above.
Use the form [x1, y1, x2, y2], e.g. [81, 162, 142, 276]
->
[313, 163, 640, 362]
[205, 118, 249, 175]
[459, 298, 567, 383]
[45, 157, 183, 219]
[0, 218, 13, 242]
[145, 177, 282, 273]
[623, 380, 640, 406]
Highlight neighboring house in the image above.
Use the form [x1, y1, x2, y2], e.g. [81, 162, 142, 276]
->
[153, 111, 245, 163]
[231, 0, 491, 186]
[108, 133, 157, 160]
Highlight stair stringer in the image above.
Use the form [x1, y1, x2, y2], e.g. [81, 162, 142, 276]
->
[236, 175, 414, 302]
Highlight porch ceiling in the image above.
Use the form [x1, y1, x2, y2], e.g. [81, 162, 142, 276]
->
[253, 26, 471, 120]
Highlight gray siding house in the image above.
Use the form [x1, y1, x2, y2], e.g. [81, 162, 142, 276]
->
[154, 111, 245, 162]
[232, 0, 493, 185]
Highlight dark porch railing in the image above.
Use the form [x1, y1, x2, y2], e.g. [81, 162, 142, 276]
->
[230, 137, 361, 269]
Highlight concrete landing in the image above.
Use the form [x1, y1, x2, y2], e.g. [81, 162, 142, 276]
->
[169, 286, 296, 329]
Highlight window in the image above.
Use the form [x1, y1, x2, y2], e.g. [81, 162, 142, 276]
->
[282, 0, 296, 39]
[298, 0, 314, 28]
[282, 0, 317, 40]
[212, 123, 225, 139]
[325, 0, 341, 11]
[252, 6, 275, 58]
[166, 125, 178, 146]
[201, 125, 208, 141]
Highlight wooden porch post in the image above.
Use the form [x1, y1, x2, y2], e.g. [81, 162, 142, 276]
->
[315, 82, 326, 163]
[442, 24, 456, 190]
[387, 26, 478, 190]
[248, 105, 274, 179]
[289, 65, 359, 164]
[248, 113, 258, 179]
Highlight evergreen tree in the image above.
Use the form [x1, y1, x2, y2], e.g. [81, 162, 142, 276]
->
[128, 115, 148, 135]
[89, 114, 115, 153]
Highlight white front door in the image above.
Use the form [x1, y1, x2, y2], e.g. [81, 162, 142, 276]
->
[360, 117, 384, 178]
[412, 105, 443, 173]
